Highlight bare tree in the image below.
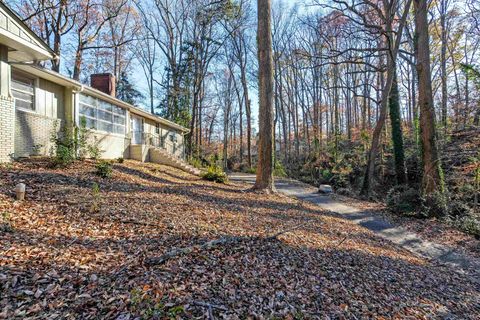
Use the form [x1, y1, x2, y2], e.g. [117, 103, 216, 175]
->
[254, 0, 275, 192]
[414, 0, 444, 195]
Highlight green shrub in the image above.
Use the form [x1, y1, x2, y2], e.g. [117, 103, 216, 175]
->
[95, 160, 113, 178]
[189, 157, 202, 169]
[448, 200, 473, 218]
[320, 169, 333, 183]
[202, 165, 228, 183]
[76, 116, 90, 159]
[420, 191, 448, 218]
[245, 167, 256, 174]
[1, 212, 13, 233]
[89, 183, 101, 213]
[386, 185, 422, 215]
[454, 216, 480, 238]
[87, 136, 103, 160]
[50, 121, 76, 167]
[273, 160, 287, 177]
[117, 157, 124, 164]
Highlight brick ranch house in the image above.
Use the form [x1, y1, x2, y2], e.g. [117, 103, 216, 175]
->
[0, 3, 197, 173]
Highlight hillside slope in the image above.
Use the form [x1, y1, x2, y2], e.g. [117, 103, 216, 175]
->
[1, 159, 479, 319]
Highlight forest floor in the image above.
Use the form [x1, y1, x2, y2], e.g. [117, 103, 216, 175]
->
[229, 174, 480, 273]
[1, 159, 479, 319]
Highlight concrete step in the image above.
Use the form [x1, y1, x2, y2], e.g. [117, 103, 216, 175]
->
[148, 146, 201, 176]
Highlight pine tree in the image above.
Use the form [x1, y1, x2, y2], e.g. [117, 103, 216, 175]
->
[116, 72, 144, 106]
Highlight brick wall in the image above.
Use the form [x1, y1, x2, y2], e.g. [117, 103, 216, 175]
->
[0, 95, 14, 162]
[15, 109, 60, 157]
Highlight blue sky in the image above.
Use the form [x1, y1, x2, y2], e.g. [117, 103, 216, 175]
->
[130, 0, 308, 131]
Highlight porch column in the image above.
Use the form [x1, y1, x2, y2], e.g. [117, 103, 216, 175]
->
[0, 45, 15, 162]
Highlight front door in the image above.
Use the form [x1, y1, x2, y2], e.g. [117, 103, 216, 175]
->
[131, 116, 143, 144]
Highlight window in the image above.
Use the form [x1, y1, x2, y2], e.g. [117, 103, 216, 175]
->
[12, 73, 35, 111]
[155, 123, 160, 135]
[79, 94, 126, 135]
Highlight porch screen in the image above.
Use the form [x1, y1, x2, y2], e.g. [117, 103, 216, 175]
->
[79, 94, 126, 135]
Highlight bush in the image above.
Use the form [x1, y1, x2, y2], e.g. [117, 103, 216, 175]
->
[117, 157, 124, 164]
[50, 121, 76, 167]
[454, 216, 480, 238]
[189, 157, 203, 169]
[76, 116, 89, 159]
[336, 188, 355, 197]
[420, 191, 448, 218]
[87, 137, 103, 160]
[386, 185, 422, 215]
[244, 167, 256, 174]
[95, 160, 113, 178]
[273, 160, 287, 177]
[202, 165, 228, 183]
[448, 200, 473, 218]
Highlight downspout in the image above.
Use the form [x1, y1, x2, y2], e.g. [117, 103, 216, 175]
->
[72, 84, 84, 128]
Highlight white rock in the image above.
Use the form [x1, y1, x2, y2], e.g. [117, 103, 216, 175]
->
[319, 184, 333, 194]
[15, 183, 26, 201]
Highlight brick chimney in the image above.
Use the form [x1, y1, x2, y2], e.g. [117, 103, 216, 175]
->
[90, 73, 116, 97]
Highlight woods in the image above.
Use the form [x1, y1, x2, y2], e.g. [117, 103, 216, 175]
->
[7, 0, 480, 231]
[2, 0, 480, 318]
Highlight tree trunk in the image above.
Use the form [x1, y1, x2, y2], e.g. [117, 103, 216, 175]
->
[414, 0, 444, 195]
[360, 0, 412, 196]
[254, 0, 275, 192]
[389, 71, 408, 184]
[440, 0, 448, 132]
[73, 44, 83, 81]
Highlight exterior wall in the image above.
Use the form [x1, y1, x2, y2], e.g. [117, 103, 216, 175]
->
[13, 75, 65, 157]
[14, 109, 59, 157]
[160, 127, 184, 159]
[130, 144, 149, 162]
[84, 131, 129, 160]
[0, 95, 14, 162]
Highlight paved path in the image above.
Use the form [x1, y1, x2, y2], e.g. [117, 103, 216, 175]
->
[229, 173, 480, 281]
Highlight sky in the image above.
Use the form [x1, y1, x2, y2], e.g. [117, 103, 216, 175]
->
[130, 0, 308, 131]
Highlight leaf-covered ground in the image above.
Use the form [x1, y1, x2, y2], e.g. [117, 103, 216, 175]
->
[1, 159, 479, 319]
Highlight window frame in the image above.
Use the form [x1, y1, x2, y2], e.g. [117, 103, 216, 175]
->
[79, 94, 126, 136]
[11, 71, 37, 112]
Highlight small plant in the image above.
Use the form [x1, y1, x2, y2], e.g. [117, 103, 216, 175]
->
[273, 159, 287, 177]
[88, 136, 103, 160]
[454, 216, 480, 238]
[386, 185, 422, 216]
[189, 157, 202, 169]
[0, 212, 13, 233]
[245, 167, 256, 174]
[50, 120, 76, 167]
[76, 116, 90, 160]
[117, 157, 124, 164]
[448, 200, 473, 218]
[129, 287, 185, 319]
[420, 191, 448, 218]
[96, 160, 113, 178]
[89, 183, 101, 213]
[202, 165, 228, 183]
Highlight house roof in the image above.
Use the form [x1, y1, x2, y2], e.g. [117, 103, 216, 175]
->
[12, 63, 189, 133]
[0, 2, 56, 62]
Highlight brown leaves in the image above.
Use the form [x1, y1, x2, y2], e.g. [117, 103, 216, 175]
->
[0, 159, 479, 319]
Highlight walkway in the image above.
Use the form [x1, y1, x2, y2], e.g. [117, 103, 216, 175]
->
[228, 173, 480, 282]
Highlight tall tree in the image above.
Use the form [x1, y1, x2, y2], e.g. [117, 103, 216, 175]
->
[254, 0, 275, 192]
[389, 71, 407, 184]
[414, 0, 444, 195]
